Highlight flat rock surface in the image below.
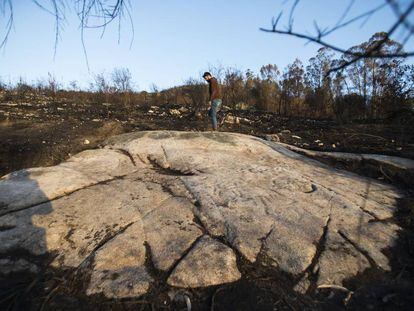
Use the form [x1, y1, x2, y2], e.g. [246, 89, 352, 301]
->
[0, 131, 408, 299]
[86, 221, 152, 299]
[143, 197, 203, 271]
[167, 235, 241, 288]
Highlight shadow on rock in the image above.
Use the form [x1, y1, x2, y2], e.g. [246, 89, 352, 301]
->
[0, 171, 54, 310]
[316, 191, 414, 310]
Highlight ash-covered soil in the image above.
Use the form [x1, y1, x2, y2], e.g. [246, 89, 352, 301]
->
[1, 98, 413, 177]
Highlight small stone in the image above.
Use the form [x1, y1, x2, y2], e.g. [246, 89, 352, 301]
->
[169, 109, 181, 116]
[83, 139, 90, 145]
[264, 134, 280, 142]
[225, 115, 240, 124]
[178, 106, 189, 113]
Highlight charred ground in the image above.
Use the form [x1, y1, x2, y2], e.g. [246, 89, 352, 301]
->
[1, 92, 413, 177]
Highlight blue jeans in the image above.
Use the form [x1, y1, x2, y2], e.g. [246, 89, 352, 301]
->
[208, 99, 222, 129]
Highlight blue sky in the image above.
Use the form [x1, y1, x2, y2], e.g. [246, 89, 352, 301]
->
[0, 0, 413, 91]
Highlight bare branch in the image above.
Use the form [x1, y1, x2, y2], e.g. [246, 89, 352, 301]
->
[328, 1, 414, 73]
[260, 27, 414, 59]
[261, 0, 414, 73]
[0, 1, 133, 67]
[333, 0, 355, 29]
[387, 0, 414, 36]
[324, 3, 388, 37]
[0, 0, 14, 49]
[288, 0, 299, 31]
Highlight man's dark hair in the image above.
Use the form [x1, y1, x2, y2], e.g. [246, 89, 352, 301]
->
[203, 72, 212, 78]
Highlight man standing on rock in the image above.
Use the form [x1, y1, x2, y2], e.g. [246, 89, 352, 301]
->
[203, 72, 222, 131]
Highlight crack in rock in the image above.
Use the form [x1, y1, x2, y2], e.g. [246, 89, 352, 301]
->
[114, 148, 137, 166]
[165, 234, 205, 278]
[167, 235, 241, 288]
[86, 221, 152, 299]
[0, 148, 138, 215]
[142, 197, 203, 272]
[0, 130, 407, 301]
[0, 174, 127, 218]
[337, 230, 379, 269]
[77, 221, 136, 271]
[312, 216, 331, 268]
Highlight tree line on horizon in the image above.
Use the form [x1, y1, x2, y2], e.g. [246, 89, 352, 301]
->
[1, 32, 413, 123]
[194, 32, 414, 122]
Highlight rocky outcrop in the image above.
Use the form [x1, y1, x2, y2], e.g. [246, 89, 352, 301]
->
[274, 141, 414, 186]
[0, 131, 409, 299]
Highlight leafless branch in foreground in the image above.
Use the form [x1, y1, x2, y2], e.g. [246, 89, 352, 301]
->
[0, 1, 134, 68]
[0, 0, 13, 48]
[260, 0, 414, 73]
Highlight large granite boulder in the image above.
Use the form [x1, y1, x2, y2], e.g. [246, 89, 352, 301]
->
[0, 131, 410, 300]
